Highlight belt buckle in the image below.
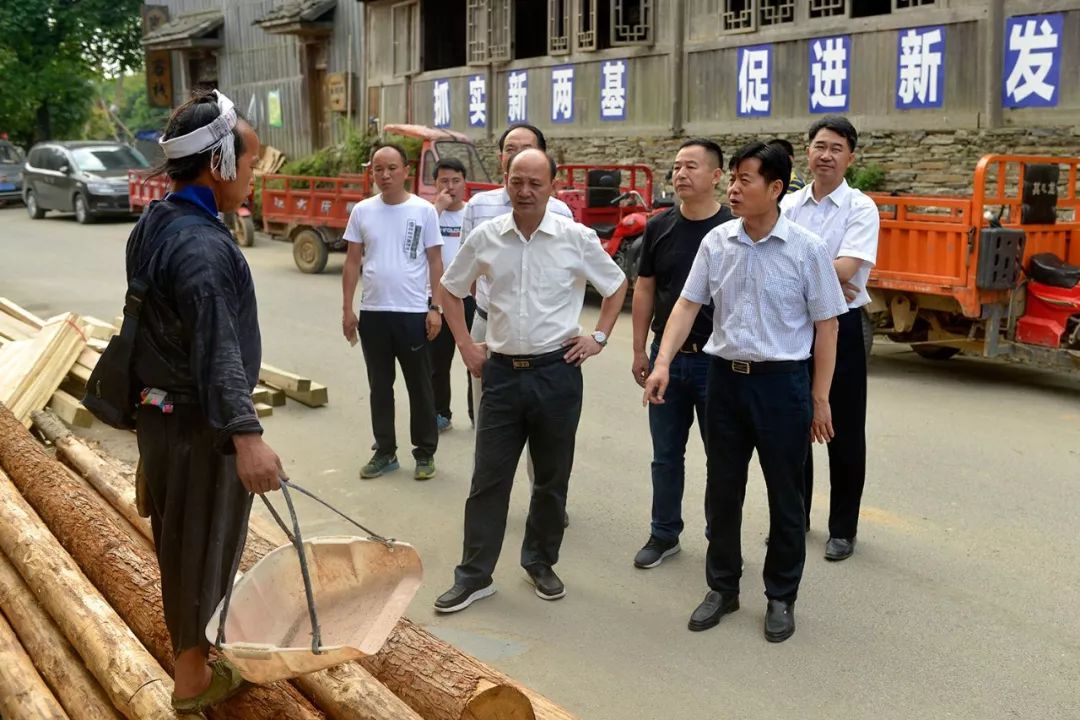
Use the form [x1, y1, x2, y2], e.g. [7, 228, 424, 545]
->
[512, 358, 532, 370]
[731, 360, 751, 375]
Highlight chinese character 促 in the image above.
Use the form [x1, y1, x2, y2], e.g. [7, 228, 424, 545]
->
[738, 46, 770, 116]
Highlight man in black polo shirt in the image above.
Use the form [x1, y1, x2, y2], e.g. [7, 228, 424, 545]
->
[631, 138, 732, 569]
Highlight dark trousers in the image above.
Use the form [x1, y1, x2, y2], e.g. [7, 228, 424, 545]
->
[648, 343, 709, 543]
[804, 308, 867, 539]
[136, 405, 252, 656]
[454, 355, 583, 586]
[431, 296, 476, 420]
[359, 310, 438, 460]
[705, 359, 811, 602]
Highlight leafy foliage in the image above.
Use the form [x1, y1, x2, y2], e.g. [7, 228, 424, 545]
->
[845, 163, 887, 192]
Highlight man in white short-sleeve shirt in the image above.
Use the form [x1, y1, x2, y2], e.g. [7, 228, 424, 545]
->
[781, 116, 880, 563]
[341, 144, 444, 481]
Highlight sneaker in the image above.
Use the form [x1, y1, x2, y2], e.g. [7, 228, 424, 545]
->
[436, 414, 452, 432]
[414, 457, 436, 480]
[524, 565, 565, 600]
[633, 536, 681, 569]
[360, 453, 399, 479]
[434, 580, 496, 613]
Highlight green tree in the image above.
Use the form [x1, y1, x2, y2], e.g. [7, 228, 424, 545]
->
[0, 0, 144, 146]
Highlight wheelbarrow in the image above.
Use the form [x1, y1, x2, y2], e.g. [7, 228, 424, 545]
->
[205, 480, 422, 684]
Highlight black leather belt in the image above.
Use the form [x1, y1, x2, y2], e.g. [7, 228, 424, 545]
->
[716, 358, 807, 375]
[476, 307, 488, 321]
[679, 340, 704, 354]
[490, 349, 565, 370]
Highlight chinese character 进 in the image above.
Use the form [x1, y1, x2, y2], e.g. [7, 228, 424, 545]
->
[897, 27, 944, 109]
[737, 45, 771, 117]
[809, 36, 850, 113]
[507, 70, 528, 124]
[551, 66, 574, 123]
[433, 79, 451, 128]
[1004, 14, 1063, 107]
[600, 60, 627, 121]
[468, 75, 486, 128]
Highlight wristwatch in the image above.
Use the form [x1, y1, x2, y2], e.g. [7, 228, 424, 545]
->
[591, 330, 608, 347]
[428, 303, 443, 314]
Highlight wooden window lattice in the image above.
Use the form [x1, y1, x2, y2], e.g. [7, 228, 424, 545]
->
[467, 0, 488, 64]
[488, 0, 512, 62]
[895, 0, 936, 9]
[549, 0, 570, 55]
[760, 0, 795, 25]
[721, 0, 755, 33]
[577, 0, 598, 51]
[391, 1, 418, 76]
[612, 0, 652, 46]
[809, 0, 846, 18]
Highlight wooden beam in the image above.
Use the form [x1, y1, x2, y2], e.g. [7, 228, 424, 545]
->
[282, 382, 329, 408]
[0, 313, 88, 427]
[81, 317, 118, 342]
[259, 363, 311, 392]
[251, 387, 271, 405]
[0, 298, 45, 330]
[47, 391, 93, 429]
[255, 402, 274, 418]
[258, 384, 287, 407]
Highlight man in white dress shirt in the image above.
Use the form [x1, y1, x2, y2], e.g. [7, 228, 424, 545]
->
[434, 149, 627, 613]
[781, 116, 880, 562]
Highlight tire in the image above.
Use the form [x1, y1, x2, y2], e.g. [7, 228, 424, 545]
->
[25, 190, 45, 219]
[911, 344, 960, 361]
[73, 194, 93, 224]
[861, 309, 875, 364]
[232, 214, 256, 247]
[292, 228, 328, 274]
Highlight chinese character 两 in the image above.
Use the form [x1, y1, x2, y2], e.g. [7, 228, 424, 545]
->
[1005, 17, 1059, 104]
[738, 46, 770, 117]
[810, 36, 849, 112]
[897, 28, 943, 107]
[507, 71, 527, 123]
[433, 80, 450, 128]
[468, 75, 486, 128]
[600, 60, 627, 121]
[551, 67, 574, 123]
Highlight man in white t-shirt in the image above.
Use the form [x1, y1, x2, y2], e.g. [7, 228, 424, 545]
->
[342, 144, 445, 480]
[781, 116, 880, 563]
[430, 157, 474, 431]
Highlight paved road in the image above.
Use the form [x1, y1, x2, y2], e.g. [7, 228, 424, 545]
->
[2, 205, 1078, 720]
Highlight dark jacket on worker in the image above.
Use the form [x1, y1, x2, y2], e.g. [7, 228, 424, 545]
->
[125, 186, 262, 450]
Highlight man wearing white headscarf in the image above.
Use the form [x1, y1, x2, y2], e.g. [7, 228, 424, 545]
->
[125, 88, 279, 713]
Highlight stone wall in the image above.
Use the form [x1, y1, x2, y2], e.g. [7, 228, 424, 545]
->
[476, 126, 1080, 198]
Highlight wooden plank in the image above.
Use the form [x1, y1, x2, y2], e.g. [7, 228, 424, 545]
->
[259, 363, 311, 392]
[0, 298, 45, 330]
[0, 312, 34, 341]
[87, 338, 109, 352]
[257, 384, 287, 407]
[251, 387, 271, 405]
[255, 402, 274, 418]
[82, 317, 118, 342]
[47, 391, 93, 429]
[282, 382, 329, 408]
[0, 313, 88, 427]
[76, 347, 100, 370]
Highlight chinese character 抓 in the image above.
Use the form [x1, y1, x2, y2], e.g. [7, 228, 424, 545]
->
[507, 70, 527, 123]
[600, 60, 627, 121]
[737, 45, 771, 117]
[1004, 15, 1062, 106]
[551, 67, 574, 123]
[897, 27, 944, 109]
[468, 75, 486, 128]
[433, 79, 451, 128]
[810, 36, 850, 112]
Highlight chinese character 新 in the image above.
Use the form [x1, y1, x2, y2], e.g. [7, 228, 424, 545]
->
[551, 67, 574, 123]
[1005, 15, 1061, 106]
[600, 60, 627, 121]
[433, 80, 451, 128]
[897, 27, 944, 108]
[507, 70, 527, 123]
[738, 45, 771, 117]
[468, 75, 486, 128]
[810, 36, 849, 112]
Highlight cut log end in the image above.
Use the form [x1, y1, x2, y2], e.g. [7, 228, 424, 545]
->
[464, 684, 537, 720]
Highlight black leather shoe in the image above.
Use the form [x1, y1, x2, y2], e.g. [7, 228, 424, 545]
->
[825, 537, 856, 561]
[524, 565, 565, 600]
[433, 580, 495, 613]
[764, 599, 795, 643]
[563, 510, 570, 529]
[687, 591, 739, 632]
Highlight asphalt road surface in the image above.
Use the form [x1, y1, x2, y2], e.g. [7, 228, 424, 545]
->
[2, 205, 1078, 720]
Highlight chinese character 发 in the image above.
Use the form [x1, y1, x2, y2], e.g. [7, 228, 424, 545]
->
[738, 46, 770, 117]
[810, 36, 849, 112]
[507, 71, 527, 123]
[1005, 17, 1060, 104]
[897, 27, 944, 108]
[433, 80, 451, 128]
[551, 67, 574, 123]
[600, 60, 627, 121]
[468, 75, 486, 128]
[320, 200, 332, 214]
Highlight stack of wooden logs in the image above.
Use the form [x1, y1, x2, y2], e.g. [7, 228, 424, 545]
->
[0, 297, 328, 429]
[0, 400, 577, 716]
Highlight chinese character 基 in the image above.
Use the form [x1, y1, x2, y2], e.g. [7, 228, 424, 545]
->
[468, 75, 487, 128]
[1003, 14, 1063, 108]
[507, 70, 528, 123]
[738, 45, 771, 117]
[433, 80, 451, 128]
[809, 35, 850, 113]
[896, 26, 945, 110]
[600, 60, 627, 121]
[551, 66, 575, 123]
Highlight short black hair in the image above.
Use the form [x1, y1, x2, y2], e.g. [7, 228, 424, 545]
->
[433, 157, 467, 181]
[677, 138, 724, 168]
[507, 148, 557, 181]
[498, 123, 547, 152]
[729, 141, 792, 198]
[154, 89, 246, 183]
[807, 116, 858, 152]
[766, 138, 796, 158]
[372, 142, 409, 165]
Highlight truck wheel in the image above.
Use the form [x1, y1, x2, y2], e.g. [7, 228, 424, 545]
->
[232, 214, 256, 247]
[25, 191, 45, 219]
[293, 228, 328, 274]
[861, 309, 874, 364]
[911, 344, 960, 361]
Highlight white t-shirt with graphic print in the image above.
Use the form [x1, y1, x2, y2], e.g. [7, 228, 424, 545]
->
[343, 193, 443, 313]
[438, 208, 465, 269]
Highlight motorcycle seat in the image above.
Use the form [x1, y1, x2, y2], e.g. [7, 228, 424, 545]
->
[1027, 253, 1080, 289]
[592, 224, 617, 240]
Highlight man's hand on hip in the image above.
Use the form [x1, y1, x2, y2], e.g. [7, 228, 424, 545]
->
[233, 433, 284, 494]
[459, 342, 488, 378]
[562, 335, 602, 366]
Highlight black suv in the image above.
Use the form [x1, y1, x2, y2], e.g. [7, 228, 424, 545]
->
[23, 141, 149, 223]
